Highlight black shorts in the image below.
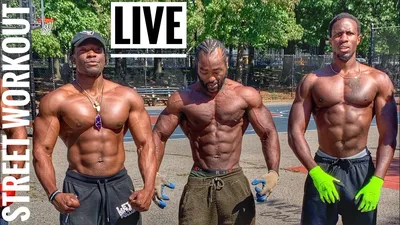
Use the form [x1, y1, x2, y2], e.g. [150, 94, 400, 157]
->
[301, 151, 376, 225]
[60, 168, 141, 225]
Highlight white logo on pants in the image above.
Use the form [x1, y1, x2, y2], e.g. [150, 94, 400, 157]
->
[116, 202, 135, 218]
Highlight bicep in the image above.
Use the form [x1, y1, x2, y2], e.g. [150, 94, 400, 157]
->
[153, 109, 180, 141]
[33, 94, 62, 157]
[288, 96, 313, 132]
[244, 90, 276, 138]
[153, 94, 182, 141]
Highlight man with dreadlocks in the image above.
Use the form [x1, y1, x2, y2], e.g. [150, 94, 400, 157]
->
[152, 39, 281, 225]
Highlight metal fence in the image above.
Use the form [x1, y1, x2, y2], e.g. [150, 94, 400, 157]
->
[31, 52, 400, 102]
[370, 24, 400, 90]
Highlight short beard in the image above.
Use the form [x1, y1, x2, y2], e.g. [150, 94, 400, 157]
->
[336, 52, 354, 62]
[198, 74, 227, 93]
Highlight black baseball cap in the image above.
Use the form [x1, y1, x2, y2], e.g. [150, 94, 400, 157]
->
[70, 30, 106, 55]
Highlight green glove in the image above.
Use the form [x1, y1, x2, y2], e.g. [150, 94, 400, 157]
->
[355, 176, 384, 212]
[309, 166, 341, 204]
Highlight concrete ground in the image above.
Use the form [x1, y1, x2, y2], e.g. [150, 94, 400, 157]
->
[5, 125, 399, 225]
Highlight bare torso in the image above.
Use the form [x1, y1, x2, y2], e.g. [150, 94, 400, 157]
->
[52, 81, 133, 176]
[178, 80, 250, 170]
[311, 64, 379, 157]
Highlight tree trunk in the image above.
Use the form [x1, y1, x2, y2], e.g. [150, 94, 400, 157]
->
[228, 47, 234, 79]
[54, 58, 61, 79]
[235, 45, 244, 83]
[69, 65, 75, 83]
[47, 58, 52, 75]
[190, 53, 197, 85]
[153, 49, 162, 84]
[114, 49, 122, 81]
[115, 58, 121, 79]
[318, 38, 326, 55]
[61, 54, 71, 83]
[241, 46, 248, 85]
[121, 57, 127, 84]
[283, 41, 296, 91]
[284, 40, 296, 54]
[154, 58, 162, 73]
[247, 45, 254, 86]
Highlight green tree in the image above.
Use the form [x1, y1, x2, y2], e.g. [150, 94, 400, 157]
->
[32, 0, 110, 80]
[31, 0, 304, 85]
[190, 0, 302, 83]
[295, 0, 399, 56]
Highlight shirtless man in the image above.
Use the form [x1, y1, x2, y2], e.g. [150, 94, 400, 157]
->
[288, 13, 398, 225]
[0, 78, 28, 225]
[33, 31, 157, 225]
[152, 39, 281, 225]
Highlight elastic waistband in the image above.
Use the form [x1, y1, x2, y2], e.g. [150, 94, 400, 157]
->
[315, 150, 371, 164]
[65, 168, 128, 186]
[317, 147, 369, 159]
[187, 167, 244, 185]
[191, 165, 238, 175]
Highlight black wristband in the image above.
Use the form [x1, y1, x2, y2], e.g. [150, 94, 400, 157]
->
[49, 190, 61, 202]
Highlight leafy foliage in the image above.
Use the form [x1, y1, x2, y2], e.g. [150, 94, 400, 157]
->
[295, 0, 400, 55]
[189, 0, 303, 49]
[30, 0, 400, 58]
[32, 0, 110, 56]
[32, 29, 62, 58]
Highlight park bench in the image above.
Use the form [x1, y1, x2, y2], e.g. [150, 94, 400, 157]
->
[135, 87, 180, 106]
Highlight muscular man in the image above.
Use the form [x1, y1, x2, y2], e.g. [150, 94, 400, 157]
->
[288, 13, 398, 225]
[33, 31, 157, 225]
[0, 78, 28, 225]
[153, 39, 280, 225]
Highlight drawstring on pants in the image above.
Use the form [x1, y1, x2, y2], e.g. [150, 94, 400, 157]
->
[207, 177, 224, 207]
[330, 158, 354, 171]
[97, 179, 111, 225]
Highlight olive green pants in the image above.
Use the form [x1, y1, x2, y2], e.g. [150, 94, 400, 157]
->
[179, 168, 255, 225]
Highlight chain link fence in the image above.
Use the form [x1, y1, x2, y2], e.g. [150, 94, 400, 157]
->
[371, 25, 400, 91]
[30, 50, 398, 103]
[31, 53, 333, 99]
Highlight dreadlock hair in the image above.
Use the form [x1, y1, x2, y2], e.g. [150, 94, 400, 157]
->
[329, 12, 361, 37]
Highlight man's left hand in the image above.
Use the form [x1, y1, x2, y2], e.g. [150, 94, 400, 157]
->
[129, 188, 153, 212]
[355, 176, 384, 212]
[153, 172, 175, 209]
[251, 170, 279, 202]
